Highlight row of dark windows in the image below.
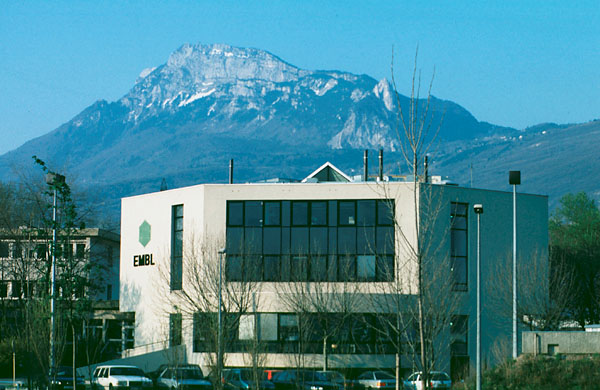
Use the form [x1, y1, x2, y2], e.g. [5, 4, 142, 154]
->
[226, 226, 395, 256]
[226, 254, 394, 282]
[192, 312, 411, 355]
[227, 200, 394, 228]
[0, 242, 86, 259]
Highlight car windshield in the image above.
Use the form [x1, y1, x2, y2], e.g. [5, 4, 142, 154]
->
[297, 371, 327, 382]
[373, 372, 394, 380]
[111, 367, 145, 376]
[240, 370, 257, 382]
[431, 373, 450, 381]
[176, 369, 204, 379]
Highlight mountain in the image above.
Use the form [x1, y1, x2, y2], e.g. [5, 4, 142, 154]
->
[0, 43, 596, 224]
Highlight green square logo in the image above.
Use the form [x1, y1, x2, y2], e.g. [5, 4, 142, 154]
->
[139, 220, 151, 247]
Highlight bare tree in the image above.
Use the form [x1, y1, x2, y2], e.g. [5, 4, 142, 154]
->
[157, 234, 260, 387]
[487, 250, 573, 331]
[371, 48, 460, 389]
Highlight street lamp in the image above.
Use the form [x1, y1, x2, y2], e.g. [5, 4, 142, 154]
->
[217, 248, 226, 385]
[45, 172, 64, 384]
[473, 204, 483, 390]
[509, 170, 520, 359]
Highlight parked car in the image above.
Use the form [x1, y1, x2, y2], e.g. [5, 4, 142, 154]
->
[271, 370, 341, 390]
[92, 365, 153, 390]
[262, 370, 281, 381]
[402, 372, 451, 390]
[156, 364, 213, 390]
[317, 371, 361, 390]
[51, 366, 86, 390]
[222, 368, 274, 390]
[354, 371, 395, 390]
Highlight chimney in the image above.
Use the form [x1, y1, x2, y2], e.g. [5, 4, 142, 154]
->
[229, 159, 234, 184]
[363, 150, 369, 182]
[378, 149, 384, 181]
[424, 155, 429, 183]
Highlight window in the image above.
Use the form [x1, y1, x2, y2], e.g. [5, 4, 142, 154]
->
[75, 243, 86, 259]
[225, 199, 395, 282]
[171, 204, 183, 290]
[170, 313, 182, 347]
[0, 242, 8, 258]
[451, 203, 468, 291]
[35, 244, 47, 259]
[451, 315, 468, 356]
[106, 284, 112, 300]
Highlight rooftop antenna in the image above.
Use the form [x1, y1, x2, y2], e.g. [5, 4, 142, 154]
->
[378, 149, 384, 181]
[229, 159, 234, 184]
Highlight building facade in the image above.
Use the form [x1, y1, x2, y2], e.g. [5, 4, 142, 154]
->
[120, 166, 548, 379]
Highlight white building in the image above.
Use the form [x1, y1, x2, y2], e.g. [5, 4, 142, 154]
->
[119, 163, 548, 380]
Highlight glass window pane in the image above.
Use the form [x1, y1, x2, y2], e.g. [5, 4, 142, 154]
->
[265, 201, 281, 226]
[338, 227, 356, 255]
[377, 200, 394, 226]
[311, 201, 327, 226]
[376, 227, 394, 254]
[338, 255, 356, 281]
[357, 226, 376, 254]
[175, 217, 183, 231]
[264, 227, 281, 255]
[327, 255, 338, 282]
[245, 201, 263, 226]
[291, 256, 308, 281]
[328, 201, 337, 227]
[291, 227, 309, 254]
[226, 227, 244, 254]
[282, 201, 291, 226]
[259, 313, 278, 341]
[357, 200, 376, 226]
[310, 227, 328, 255]
[339, 201, 356, 225]
[357, 255, 376, 281]
[281, 227, 290, 254]
[264, 256, 280, 281]
[451, 203, 468, 216]
[245, 227, 262, 254]
[451, 215, 467, 230]
[281, 255, 291, 281]
[310, 256, 327, 281]
[328, 228, 337, 255]
[226, 256, 242, 281]
[292, 202, 308, 226]
[175, 205, 183, 217]
[174, 231, 183, 256]
[244, 255, 262, 281]
[228, 202, 243, 226]
[452, 257, 467, 288]
[451, 230, 467, 257]
[376, 255, 394, 281]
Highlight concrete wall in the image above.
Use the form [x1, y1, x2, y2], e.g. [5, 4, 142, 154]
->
[522, 331, 600, 355]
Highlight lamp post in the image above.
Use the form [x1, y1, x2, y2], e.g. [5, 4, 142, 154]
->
[509, 171, 520, 359]
[45, 172, 64, 385]
[217, 248, 226, 386]
[474, 204, 483, 390]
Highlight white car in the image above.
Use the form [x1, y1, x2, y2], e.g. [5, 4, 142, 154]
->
[403, 372, 451, 390]
[92, 365, 153, 390]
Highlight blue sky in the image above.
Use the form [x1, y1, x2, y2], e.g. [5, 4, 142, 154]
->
[1, 1, 598, 155]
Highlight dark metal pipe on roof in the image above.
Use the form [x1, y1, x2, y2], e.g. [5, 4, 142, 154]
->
[378, 149, 383, 181]
[363, 150, 368, 182]
[229, 159, 234, 184]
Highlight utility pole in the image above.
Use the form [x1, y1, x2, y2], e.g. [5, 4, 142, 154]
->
[509, 171, 520, 359]
[474, 204, 484, 390]
[46, 172, 64, 386]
